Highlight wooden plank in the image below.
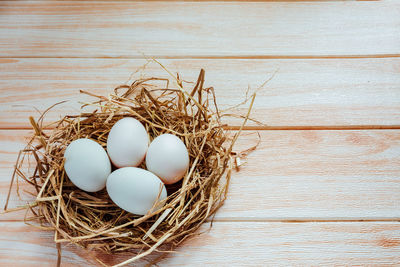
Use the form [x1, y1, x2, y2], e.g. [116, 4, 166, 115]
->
[0, 1, 399, 57]
[2, 129, 400, 221]
[0, 221, 91, 266]
[221, 130, 400, 220]
[0, 221, 399, 266]
[1, 58, 400, 128]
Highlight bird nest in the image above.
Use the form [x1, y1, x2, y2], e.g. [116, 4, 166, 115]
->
[5, 62, 256, 266]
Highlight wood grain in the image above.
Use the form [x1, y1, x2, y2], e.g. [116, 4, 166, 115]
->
[0, 221, 399, 266]
[1, 0, 400, 265]
[1, 58, 400, 128]
[0, 1, 399, 58]
[2, 129, 399, 221]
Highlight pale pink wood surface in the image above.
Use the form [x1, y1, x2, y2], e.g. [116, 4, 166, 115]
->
[2, 130, 400, 221]
[1, 221, 400, 266]
[1, 0, 400, 266]
[0, 1, 399, 57]
[1, 58, 400, 128]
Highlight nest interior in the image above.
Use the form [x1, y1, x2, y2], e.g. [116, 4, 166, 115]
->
[5, 64, 255, 266]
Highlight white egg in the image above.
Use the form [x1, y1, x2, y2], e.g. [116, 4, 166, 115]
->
[146, 134, 189, 184]
[64, 138, 111, 192]
[107, 117, 149, 168]
[106, 167, 167, 215]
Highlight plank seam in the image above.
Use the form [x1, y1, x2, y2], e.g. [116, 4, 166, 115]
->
[0, 55, 399, 60]
[2, 126, 400, 131]
[210, 218, 400, 222]
[1, 219, 399, 223]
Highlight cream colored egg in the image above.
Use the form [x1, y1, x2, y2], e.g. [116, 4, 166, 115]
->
[107, 117, 149, 168]
[146, 134, 189, 184]
[64, 138, 111, 192]
[106, 167, 167, 215]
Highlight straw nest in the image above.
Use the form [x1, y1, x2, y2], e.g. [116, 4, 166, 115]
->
[5, 62, 256, 266]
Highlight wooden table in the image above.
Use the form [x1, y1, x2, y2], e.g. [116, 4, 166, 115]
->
[1, 1, 400, 266]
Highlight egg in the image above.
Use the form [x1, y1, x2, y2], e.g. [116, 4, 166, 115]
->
[107, 117, 149, 168]
[146, 134, 189, 184]
[64, 138, 111, 192]
[106, 167, 167, 215]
